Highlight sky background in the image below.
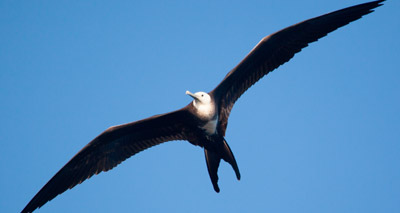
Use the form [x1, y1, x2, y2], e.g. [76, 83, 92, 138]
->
[1, 0, 399, 212]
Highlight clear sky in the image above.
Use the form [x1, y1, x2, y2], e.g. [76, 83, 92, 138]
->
[1, 0, 399, 212]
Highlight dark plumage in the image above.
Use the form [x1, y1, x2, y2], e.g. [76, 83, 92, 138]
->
[22, 1, 385, 212]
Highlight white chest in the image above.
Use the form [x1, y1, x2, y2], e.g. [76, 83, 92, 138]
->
[201, 117, 218, 135]
[191, 97, 218, 134]
[193, 100, 216, 120]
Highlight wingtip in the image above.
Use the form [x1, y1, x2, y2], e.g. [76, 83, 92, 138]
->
[376, 0, 386, 7]
[372, 0, 386, 7]
[369, 0, 386, 14]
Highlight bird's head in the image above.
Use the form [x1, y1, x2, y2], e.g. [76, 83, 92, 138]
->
[186, 91, 212, 106]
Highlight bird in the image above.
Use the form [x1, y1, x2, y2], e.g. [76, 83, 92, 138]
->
[22, 0, 385, 212]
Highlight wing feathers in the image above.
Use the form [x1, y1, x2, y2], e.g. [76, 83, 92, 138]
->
[22, 109, 194, 213]
[211, 0, 384, 135]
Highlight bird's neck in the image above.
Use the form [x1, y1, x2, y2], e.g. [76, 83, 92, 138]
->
[192, 100, 217, 121]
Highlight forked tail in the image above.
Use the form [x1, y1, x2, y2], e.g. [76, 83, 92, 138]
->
[204, 138, 240, 192]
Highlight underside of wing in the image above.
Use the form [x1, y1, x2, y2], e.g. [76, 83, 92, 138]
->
[211, 0, 384, 135]
[22, 108, 196, 213]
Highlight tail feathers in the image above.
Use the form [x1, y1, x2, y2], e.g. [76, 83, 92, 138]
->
[204, 138, 240, 192]
[221, 139, 241, 180]
[204, 149, 221, 192]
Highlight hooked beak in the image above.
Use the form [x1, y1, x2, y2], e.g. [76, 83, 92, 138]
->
[186, 90, 199, 101]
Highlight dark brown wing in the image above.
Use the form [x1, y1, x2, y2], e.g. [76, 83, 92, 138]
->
[22, 108, 196, 213]
[210, 0, 384, 135]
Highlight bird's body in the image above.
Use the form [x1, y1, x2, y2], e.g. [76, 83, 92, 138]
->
[182, 91, 241, 193]
[22, 1, 385, 212]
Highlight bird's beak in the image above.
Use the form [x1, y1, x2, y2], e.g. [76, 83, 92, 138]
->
[186, 90, 199, 101]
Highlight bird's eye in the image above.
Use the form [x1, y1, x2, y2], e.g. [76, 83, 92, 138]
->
[201, 94, 204, 97]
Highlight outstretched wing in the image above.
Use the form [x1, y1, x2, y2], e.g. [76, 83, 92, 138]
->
[22, 108, 195, 213]
[210, 0, 384, 135]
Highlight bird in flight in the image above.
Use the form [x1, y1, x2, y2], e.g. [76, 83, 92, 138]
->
[22, 1, 385, 212]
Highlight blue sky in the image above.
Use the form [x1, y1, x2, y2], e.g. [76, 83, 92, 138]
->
[1, 0, 399, 212]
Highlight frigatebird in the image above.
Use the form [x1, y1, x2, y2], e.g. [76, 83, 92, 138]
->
[22, 0, 385, 212]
